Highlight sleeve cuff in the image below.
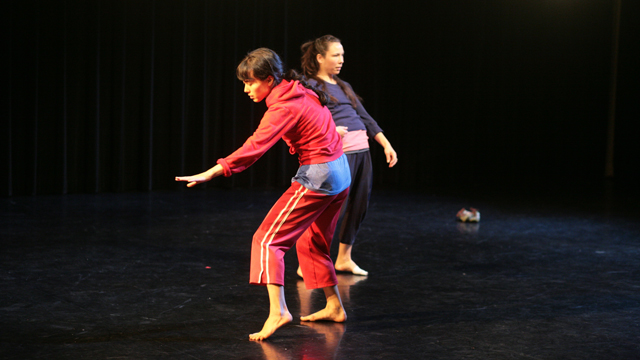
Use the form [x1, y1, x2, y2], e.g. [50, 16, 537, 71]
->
[216, 158, 233, 177]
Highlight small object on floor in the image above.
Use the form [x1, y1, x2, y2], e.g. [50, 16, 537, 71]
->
[456, 208, 472, 222]
[469, 207, 480, 222]
[456, 207, 480, 222]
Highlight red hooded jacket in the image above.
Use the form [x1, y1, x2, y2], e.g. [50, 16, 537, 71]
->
[217, 80, 344, 177]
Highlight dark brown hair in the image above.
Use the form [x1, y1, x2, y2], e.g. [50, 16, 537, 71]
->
[237, 47, 329, 105]
[300, 35, 362, 107]
[237, 48, 283, 84]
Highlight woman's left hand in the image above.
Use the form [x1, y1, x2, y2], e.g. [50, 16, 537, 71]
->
[384, 145, 398, 168]
[374, 132, 398, 168]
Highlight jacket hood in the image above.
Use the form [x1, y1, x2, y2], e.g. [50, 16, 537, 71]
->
[265, 80, 316, 108]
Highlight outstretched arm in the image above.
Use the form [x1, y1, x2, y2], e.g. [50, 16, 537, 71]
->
[373, 132, 398, 168]
[175, 164, 224, 187]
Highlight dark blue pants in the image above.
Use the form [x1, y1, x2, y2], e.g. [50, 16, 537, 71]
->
[337, 150, 373, 245]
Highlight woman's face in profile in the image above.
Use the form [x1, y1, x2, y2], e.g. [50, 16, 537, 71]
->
[243, 71, 273, 103]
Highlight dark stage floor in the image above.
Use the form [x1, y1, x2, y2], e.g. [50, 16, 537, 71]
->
[2, 182, 640, 359]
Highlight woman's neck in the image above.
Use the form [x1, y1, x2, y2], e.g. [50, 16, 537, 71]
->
[317, 72, 337, 84]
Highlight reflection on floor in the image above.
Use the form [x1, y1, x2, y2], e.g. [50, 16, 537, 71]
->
[1, 182, 640, 359]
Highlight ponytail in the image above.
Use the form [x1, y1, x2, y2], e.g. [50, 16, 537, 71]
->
[284, 69, 330, 106]
[300, 35, 363, 107]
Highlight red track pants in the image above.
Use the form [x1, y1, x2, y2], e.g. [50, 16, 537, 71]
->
[250, 181, 348, 289]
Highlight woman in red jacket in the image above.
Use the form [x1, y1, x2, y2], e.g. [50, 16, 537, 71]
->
[176, 48, 351, 341]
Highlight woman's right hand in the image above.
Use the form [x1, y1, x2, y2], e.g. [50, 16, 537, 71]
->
[175, 164, 223, 187]
[336, 126, 348, 137]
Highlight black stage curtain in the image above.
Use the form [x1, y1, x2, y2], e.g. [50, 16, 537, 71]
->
[2, 0, 638, 196]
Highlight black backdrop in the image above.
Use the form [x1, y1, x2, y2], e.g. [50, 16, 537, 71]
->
[2, 0, 639, 196]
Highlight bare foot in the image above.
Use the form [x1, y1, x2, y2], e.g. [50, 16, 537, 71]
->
[300, 305, 347, 323]
[249, 311, 293, 341]
[334, 260, 368, 276]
